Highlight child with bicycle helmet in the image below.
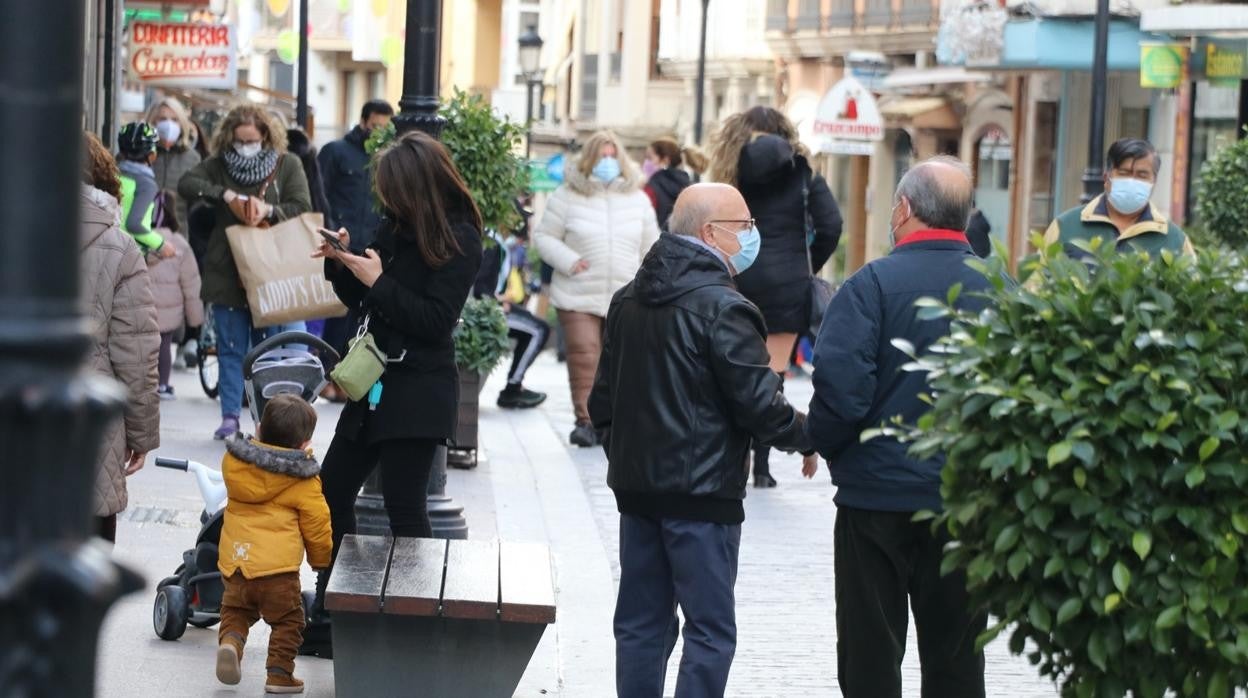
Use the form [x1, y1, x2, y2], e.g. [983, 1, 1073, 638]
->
[117, 122, 174, 258]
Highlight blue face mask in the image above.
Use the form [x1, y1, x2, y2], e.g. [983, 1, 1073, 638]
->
[592, 156, 621, 182]
[1107, 177, 1153, 215]
[712, 224, 761, 274]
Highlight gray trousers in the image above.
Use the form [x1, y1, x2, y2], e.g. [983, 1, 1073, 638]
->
[614, 513, 741, 698]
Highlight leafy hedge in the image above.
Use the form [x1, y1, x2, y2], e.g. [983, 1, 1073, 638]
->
[1195, 133, 1248, 247]
[899, 240, 1248, 698]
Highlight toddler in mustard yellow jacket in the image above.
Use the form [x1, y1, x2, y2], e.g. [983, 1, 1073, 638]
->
[215, 394, 331, 694]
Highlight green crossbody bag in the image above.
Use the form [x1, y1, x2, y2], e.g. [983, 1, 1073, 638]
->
[330, 313, 387, 402]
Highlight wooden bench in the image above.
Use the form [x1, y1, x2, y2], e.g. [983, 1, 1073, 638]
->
[325, 534, 556, 698]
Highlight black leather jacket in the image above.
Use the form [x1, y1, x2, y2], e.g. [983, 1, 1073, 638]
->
[589, 234, 812, 524]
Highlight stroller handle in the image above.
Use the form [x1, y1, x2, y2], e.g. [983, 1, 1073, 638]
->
[155, 457, 189, 471]
[243, 331, 341, 380]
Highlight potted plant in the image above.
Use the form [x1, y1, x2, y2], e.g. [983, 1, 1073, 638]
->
[451, 296, 510, 458]
[890, 240, 1248, 697]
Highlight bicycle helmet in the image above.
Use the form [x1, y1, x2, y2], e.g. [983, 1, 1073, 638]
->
[118, 122, 159, 159]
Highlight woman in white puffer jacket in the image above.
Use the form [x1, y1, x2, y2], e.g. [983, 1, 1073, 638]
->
[534, 130, 660, 447]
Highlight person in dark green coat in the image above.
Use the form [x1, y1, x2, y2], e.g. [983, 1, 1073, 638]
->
[178, 103, 312, 440]
[1043, 138, 1195, 259]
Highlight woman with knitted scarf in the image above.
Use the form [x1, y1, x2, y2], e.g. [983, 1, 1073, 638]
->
[179, 104, 312, 440]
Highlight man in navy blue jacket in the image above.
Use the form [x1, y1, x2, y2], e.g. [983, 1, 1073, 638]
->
[806, 156, 990, 698]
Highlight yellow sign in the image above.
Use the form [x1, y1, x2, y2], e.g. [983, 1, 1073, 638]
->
[1140, 43, 1186, 89]
[1207, 41, 1246, 85]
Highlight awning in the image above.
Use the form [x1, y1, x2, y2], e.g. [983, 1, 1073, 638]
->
[881, 67, 990, 91]
[953, 18, 1167, 71]
[1142, 5, 1248, 38]
[877, 97, 961, 130]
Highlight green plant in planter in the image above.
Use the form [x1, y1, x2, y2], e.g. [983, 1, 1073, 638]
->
[453, 296, 510, 375]
[893, 241, 1248, 698]
[1195, 131, 1248, 247]
[362, 90, 530, 235]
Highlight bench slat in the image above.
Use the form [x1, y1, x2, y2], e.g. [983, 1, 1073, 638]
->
[382, 537, 448, 616]
[440, 539, 500, 621]
[325, 534, 393, 613]
[499, 541, 557, 624]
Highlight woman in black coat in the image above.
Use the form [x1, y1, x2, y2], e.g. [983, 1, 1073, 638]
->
[312, 131, 482, 590]
[707, 106, 843, 487]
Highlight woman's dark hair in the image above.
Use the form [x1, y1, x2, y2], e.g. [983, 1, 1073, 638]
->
[1107, 138, 1160, 174]
[374, 131, 483, 268]
[286, 128, 332, 217]
[192, 121, 211, 160]
[82, 131, 121, 202]
[650, 138, 683, 168]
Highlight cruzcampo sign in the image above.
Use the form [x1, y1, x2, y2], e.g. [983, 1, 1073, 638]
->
[1140, 42, 1186, 89]
[811, 75, 885, 156]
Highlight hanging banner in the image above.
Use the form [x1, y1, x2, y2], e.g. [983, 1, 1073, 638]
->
[811, 75, 884, 156]
[1140, 42, 1187, 88]
[128, 21, 237, 89]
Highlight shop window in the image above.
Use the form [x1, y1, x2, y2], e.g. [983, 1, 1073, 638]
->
[269, 52, 294, 95]
[1119, 107, 1149, 141]
[1030, 102, 1058, 231]
[1187, 81, 1242, 222]
[974, 126, 1012, 246]
[893, 131, 913, 190]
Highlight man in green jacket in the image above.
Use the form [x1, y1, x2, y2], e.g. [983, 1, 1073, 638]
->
[1043, 138, 1195, 259]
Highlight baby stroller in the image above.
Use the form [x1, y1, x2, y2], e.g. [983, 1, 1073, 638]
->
[151, 331, 339, 641]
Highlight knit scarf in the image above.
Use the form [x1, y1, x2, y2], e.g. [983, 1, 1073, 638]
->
[222, 148, 279, 187]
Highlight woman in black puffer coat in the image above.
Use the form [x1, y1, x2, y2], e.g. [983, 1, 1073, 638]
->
[707, 106, 843, 487]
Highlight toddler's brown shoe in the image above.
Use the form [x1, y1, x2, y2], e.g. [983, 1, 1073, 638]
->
[215, 643, 241, 685]
[265, 668, 304, 694]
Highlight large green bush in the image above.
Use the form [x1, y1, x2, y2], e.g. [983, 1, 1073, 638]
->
[898, 241, 1248, 697]
[1195, 133, 1248, 247]
[365, 89, 529, 234]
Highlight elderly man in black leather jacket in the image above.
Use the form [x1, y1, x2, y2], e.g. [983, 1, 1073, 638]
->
[590, 183, 815, 698]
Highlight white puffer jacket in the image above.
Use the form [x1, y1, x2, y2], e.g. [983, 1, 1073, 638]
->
[533, 165, 660, 317]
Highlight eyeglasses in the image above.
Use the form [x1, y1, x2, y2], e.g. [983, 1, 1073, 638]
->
[708, 218, 755, 234]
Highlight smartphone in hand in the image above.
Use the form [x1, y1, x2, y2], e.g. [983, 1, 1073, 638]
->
[318, 228, 349, 253]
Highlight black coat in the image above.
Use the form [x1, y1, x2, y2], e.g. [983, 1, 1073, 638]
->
[644, 167, 691, 232]
[589, 234, 812, 524]
[326, 218, 483, 444]
[318, 127, 383, 251]
[734, 134, 843, 335]
[806, 233, 992, 512]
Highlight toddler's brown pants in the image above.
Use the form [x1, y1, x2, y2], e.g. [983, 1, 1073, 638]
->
[219, 571, 304, 675]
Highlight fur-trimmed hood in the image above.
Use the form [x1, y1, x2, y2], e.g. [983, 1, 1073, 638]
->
[226, 434, 320, 478]
[562, 159, 643, 197]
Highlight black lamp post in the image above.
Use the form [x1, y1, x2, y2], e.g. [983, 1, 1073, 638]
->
[1, 0, 143, 694]
[692, 0, 711, 146]
[1080, 0, 1111, 203]
[518, 24, 544, 159]
[296, 0, 309, 128]
[353, 0, 467, 539]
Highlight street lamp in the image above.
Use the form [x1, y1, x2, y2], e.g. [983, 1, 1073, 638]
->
[354, 0, 468, 540]
[518, 24, 544, 159]
[1080, 0, 1111, 203]
[2, 0, 143, 693]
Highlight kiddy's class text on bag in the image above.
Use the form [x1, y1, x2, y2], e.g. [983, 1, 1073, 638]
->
[225, 212, 348, 327]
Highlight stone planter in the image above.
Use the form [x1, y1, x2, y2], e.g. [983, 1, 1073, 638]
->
[450, 369, 482, 467]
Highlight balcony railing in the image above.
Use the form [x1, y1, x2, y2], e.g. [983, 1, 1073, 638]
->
[766, 0, 939, 33]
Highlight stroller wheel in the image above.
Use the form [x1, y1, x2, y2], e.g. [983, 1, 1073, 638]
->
[198, 347, 219, 400]
[154, 585, 190, 641]
[189, 613, 220, 629]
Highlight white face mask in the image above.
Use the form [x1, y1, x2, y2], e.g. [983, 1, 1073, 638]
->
[155, 119, 181, 144]
[234, 141, 262, 158]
